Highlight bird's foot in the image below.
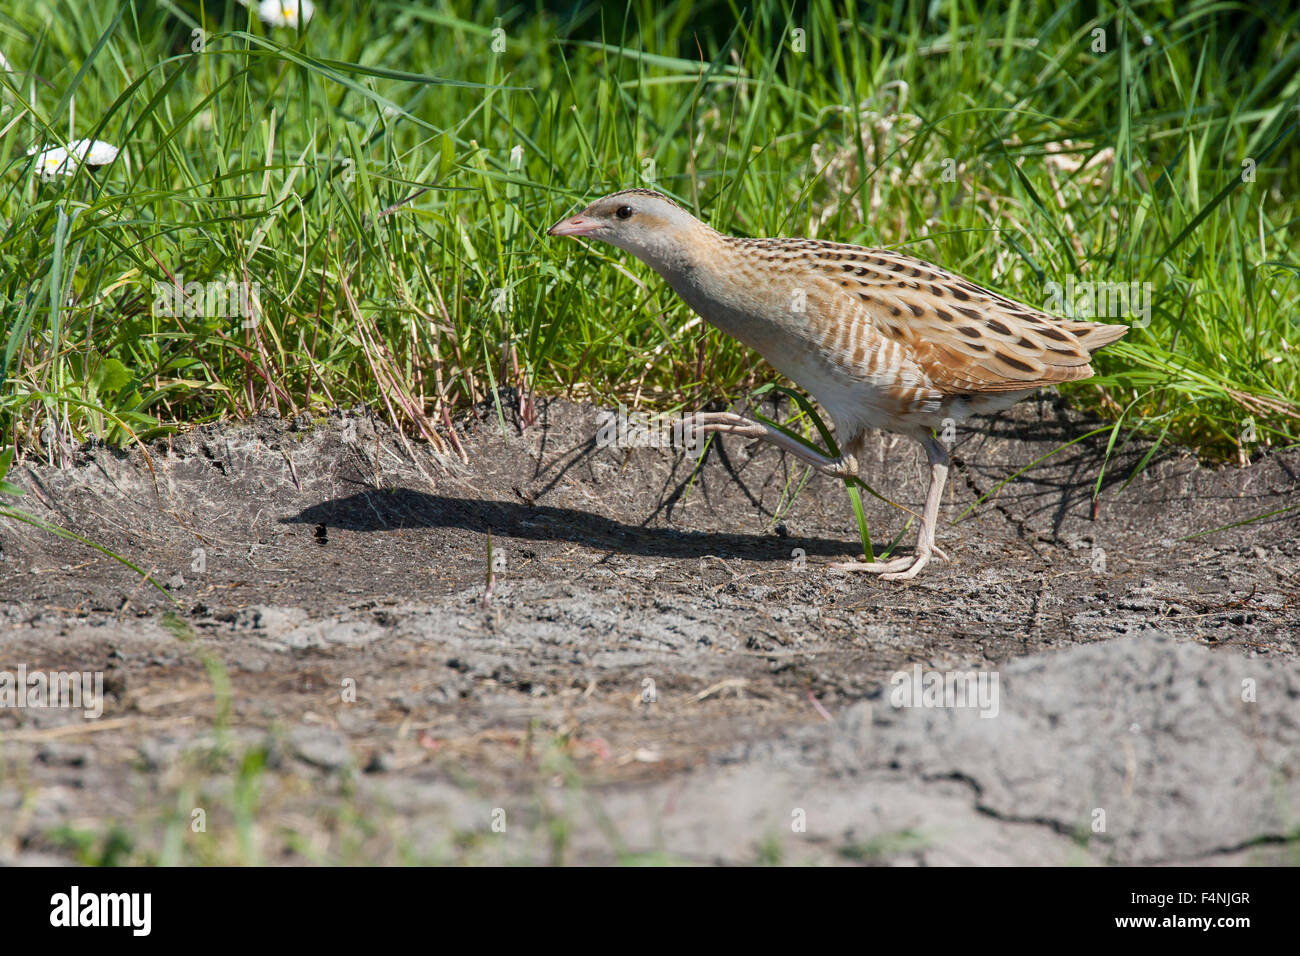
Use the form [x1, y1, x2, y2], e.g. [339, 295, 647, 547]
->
[831, 547, 937, 580]
[830, 553, 915, 574]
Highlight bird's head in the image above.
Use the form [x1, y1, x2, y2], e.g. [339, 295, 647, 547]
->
[547, 189, 706, 273]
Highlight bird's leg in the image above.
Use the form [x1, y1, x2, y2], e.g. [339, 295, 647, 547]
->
[832, 432, 950, 579]
[684, 411, 857, 478]
[689, 412, 951, 579]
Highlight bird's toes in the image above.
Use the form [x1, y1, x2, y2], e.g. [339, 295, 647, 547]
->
[879, 551, 934, 581]
[830, 556, 914, 574]
[880, 567, 921, 581]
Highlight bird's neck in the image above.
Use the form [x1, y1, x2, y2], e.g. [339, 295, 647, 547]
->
[637, 224, 730, 299]
[650, 230, 785, 351]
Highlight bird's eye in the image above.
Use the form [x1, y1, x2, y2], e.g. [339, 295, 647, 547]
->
[615, 205, 634, 220]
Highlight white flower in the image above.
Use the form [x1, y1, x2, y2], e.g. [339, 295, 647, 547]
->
[27, 139, 119, 179]
[257, 0, 315, 27]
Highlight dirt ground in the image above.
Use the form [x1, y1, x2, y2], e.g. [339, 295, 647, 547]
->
[1, 394, 1297, 864]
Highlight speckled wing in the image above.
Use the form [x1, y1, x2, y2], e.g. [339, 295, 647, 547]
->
[795, 241, 1128, 394]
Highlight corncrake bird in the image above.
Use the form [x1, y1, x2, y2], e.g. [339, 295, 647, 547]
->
[548, 189, 1127, 580]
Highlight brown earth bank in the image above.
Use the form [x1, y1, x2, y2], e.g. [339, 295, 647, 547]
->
[0, 395, 1297, 864]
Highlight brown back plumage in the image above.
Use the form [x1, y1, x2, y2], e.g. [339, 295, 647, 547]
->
[730, 237, 1127, 395]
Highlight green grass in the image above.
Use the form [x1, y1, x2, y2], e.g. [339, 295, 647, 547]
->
[1, 0, 1297, 468]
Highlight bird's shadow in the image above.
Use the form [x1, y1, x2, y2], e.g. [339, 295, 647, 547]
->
[281, 488, 862, 561]
[281, 393, 885, 562]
